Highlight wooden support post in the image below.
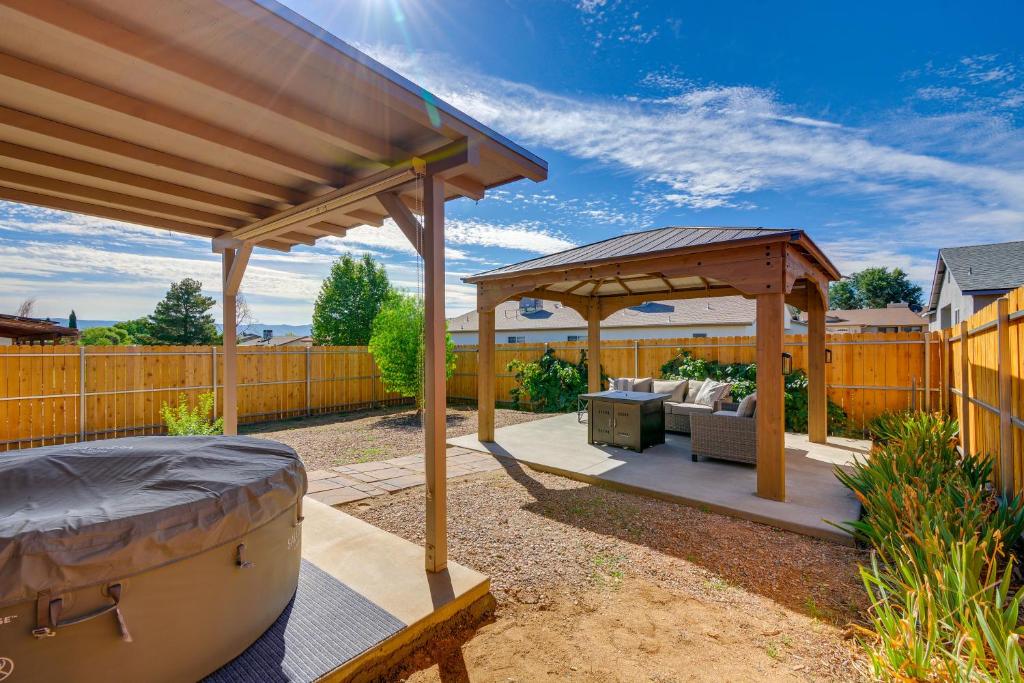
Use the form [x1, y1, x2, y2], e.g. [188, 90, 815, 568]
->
[807, 286, 827, 444]
[477, 305, 495, 442]
[422, 172, 447, 573]
[756, 292, 786, 501]
[587, 301, 602, 392]
[220, 244, 251, 436]
[959, 320, 970, 455]
[996, 298, 1012, 495]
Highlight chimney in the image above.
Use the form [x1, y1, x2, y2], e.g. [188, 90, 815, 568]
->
[262, 328, 273, 342]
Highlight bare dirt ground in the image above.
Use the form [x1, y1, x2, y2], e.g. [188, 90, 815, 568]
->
[243, 405, 549, 470]
[344, 463, 869, 682]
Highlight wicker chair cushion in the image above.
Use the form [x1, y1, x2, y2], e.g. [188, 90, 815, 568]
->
[610, 377, 654, 392]
[652, 380, 687, 402]
[632, 377, 653, 392]
[664, 402, 713, 416]
[735, 393, 756, 417]
[692, 379, 730, 407]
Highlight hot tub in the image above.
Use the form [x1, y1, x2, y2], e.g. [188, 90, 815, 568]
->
[0, 436, 306, 683]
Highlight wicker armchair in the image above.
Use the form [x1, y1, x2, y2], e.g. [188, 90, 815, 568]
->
[690, 403, 756, 465]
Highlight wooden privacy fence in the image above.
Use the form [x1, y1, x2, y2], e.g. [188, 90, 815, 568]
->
[947, 286, 1024, 495]
[449, 331, 943, 429]
[0, 345, 406, 451]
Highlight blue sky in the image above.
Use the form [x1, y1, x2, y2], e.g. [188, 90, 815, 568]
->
[2, 0, 1023, 324]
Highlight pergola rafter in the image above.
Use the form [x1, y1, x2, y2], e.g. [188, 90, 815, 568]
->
[466, 227, 840, 502]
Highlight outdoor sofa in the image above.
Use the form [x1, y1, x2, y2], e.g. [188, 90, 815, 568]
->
[608, 377, 732, 435]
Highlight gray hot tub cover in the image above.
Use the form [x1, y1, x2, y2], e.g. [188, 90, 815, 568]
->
[0, 436, 307, 607]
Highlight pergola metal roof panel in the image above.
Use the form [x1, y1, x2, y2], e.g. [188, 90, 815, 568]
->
[0, 0, 547, 251]
[467, 227, 798, 281]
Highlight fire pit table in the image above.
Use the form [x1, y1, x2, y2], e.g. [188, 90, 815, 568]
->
[580, 390, 670, 452]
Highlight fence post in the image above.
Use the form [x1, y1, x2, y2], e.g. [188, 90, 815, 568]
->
[211, 347, 218, 417]
[996, 298, 1012, 496]
[633, 339, 639, 377]
[923, 333, 931, 411]
[910, 377, 917, 411]
[78, 345, 86, 442]
[305, 346, 312, 416]
[959, 321, 970, 455]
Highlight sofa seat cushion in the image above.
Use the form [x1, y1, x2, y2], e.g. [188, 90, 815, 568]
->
[664, 402, 713, 416]
[712, 410, 748, 417]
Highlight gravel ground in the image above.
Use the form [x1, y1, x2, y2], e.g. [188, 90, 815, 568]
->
[345, 465, 869, 681]
[243, 405, 550, 470]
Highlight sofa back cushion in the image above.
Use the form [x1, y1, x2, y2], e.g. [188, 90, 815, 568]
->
[632, 377, 653, 392]
[684, 379, 703, 403]
[610, 377, 654, 392]
[692, 379, 730, 407]
[652, 379, 688, 403]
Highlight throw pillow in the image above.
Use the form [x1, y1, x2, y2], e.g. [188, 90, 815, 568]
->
[612, 377, 633, 391]
[736, 392, 757, 417]
[693, 379, 727, 407]
[652, 379, 687, 403]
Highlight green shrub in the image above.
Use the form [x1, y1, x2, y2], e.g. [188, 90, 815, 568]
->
[661, 351, 848, 434]
[507, 348, 596, 413]
[836, 411, 1024, 680]
[160, 392, 223, 435]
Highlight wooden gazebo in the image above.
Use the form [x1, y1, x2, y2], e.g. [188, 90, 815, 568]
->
[464, 227, 841, 501]
[0, 0, 546, 572]
[0, 313, 78, 344]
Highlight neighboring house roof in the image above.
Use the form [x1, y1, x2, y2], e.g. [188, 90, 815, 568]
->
[448, 297, 758, 333]
[799, 304, 926, 329]
[927, 240, 1024, 313]
[469, 227, 799, 279]
[239, 335, 313, 347]
[0, 314, 80, 342]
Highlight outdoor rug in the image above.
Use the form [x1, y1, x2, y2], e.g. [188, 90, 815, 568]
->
[205, 559, 405, 682]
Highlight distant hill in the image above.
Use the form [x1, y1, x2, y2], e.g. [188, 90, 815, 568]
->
[52, 319, 312, 337]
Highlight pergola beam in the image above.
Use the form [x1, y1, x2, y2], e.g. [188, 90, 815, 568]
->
[0, 106, 299, 203]
[3, 0, 403, 165]
[0, 51, 341, 184]
[377, 191, 423, 256]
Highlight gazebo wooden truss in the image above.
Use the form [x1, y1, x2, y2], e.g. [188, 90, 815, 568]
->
[464, 227, 841, 501]
[0, 0, 547, 572]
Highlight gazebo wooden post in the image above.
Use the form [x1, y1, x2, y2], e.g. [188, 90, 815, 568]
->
[422, 171, 448, 573]
[220, 243, 251, 436]
[477, 300, 496, 442]
[807, 285, 827, 444]
[587, 300, 602, 392]
[756, 292, 786, 501]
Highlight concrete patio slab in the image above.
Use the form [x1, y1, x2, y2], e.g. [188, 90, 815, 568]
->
[448, 413, 866, 545]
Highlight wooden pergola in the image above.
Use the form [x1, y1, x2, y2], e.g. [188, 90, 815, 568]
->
[0, 0, 546, 571]
[465, 227, 841, 501]
[0, 314, 79, 344]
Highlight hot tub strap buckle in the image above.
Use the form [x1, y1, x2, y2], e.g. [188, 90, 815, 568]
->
[236, 543, 254, 569]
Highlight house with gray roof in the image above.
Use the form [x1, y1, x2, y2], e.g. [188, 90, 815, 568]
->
[447, 295, 803, 345]
[925, 240, 1024, 331]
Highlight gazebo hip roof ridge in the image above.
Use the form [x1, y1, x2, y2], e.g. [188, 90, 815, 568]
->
[464, 225, 806, 283]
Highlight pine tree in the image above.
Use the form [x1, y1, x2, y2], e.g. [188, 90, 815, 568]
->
[312, 254, 393, 345]
[68, 310, 77, 329]
[147, 278, 218, 345]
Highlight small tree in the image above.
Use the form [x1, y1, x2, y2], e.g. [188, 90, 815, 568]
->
[80, 326, 132, 346]
[828, 267, 924, 311]
[147, 278, 218, 345]
[312, 254, 392, 345]
[68, 310, 78, 329]
[368, 293, 455, 411]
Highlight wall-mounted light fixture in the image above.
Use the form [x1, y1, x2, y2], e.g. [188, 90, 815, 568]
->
[781, 352, 793, 375]
[825, 348, 832, 364]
